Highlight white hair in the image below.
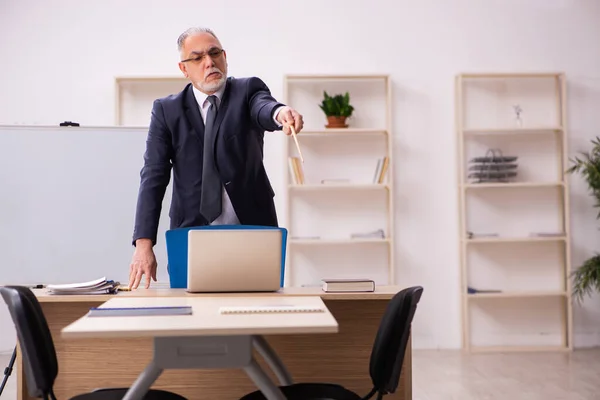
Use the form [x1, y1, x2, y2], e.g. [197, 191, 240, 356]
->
[177, 27, 219, 52]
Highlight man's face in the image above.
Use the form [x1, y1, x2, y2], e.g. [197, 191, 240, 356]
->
[178, 32, 228, 94]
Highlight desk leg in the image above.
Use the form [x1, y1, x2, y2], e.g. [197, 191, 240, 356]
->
[122, 361, 163, 400]
[244, 358, 287, 400]
[149, 335, 287, 400]
[252, 335, 293, 386]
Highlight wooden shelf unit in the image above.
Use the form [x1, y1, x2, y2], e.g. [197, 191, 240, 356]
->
[455, 72, 573, 353]
[282, 74, 394, 287]
[114, 76, 188, 126]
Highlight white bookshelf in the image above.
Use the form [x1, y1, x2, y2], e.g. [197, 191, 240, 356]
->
[455, 72, 572, 352]
[283, 74, 394, 287]
[114, 76, 188, 126]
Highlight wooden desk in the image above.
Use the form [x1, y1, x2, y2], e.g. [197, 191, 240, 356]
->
[63, 296, 339, 400]
[16, 286, 412, 400]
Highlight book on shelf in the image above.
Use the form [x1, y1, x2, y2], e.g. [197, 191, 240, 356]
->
[288, 156, 304, 184]
[291, 235, 321, 240]
[46, 276, 119, 295]
[351, 229, 385, 239]
[467, 286, 502, 294]
[288, 155, 389, 186]
[529, 232, 565, 237]
[321, 278, 375, 292]
[373, 157, 389, 183]
[320, 179, 351, 184]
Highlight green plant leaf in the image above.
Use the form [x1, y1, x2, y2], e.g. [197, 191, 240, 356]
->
[567, 136, 600, 300]
[319, 91, 354, 117]
[571, 254, 600, 303]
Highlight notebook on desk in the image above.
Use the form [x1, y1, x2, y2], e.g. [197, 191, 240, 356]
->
[219, 305, 325, 314]
[88, 306, 192, 317]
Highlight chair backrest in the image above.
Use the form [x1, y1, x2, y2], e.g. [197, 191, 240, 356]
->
[366, 286, 423, 399]
[0, 286, 59, 399]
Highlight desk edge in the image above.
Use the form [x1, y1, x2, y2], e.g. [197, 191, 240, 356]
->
[33, 286, 402, 303]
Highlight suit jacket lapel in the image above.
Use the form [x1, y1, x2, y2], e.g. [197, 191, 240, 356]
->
[183, 85, 205, 148]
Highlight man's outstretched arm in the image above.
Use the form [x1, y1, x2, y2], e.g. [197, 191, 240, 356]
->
[247, 77, 303, 134]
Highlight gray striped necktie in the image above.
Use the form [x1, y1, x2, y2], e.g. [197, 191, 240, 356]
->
[199, 95, 222, 223]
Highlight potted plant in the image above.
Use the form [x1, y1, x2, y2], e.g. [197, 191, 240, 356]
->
[566, 136, 600, 303]
[319, 91, 354, 128]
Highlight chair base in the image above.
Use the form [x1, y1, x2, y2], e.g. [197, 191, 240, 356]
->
[69, 388, 187, 400]
[239, 382, 362, 400]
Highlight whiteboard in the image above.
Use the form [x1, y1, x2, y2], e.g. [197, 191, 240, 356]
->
[0, 125, 173, 286]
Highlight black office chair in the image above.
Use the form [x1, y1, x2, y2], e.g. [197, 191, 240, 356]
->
[239, 286, 424, 400]
[0, 285, 187, 400]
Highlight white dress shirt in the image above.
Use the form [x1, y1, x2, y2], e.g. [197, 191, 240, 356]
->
[192, 84, 283, 225]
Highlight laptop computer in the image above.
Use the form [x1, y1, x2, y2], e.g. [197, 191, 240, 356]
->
[186, 228, 283, 293]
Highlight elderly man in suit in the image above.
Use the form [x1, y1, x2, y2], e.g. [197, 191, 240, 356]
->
[129, 27, 303, 289]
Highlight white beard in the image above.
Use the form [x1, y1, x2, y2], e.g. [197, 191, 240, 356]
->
[196, 69, 227, 93]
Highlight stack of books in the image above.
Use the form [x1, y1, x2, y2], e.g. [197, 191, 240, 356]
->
[46, 276, 119, 295]
[373, 157, 389, 184]
[288, 156, 305, 184]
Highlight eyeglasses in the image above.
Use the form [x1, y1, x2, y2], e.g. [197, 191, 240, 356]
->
[180, 47, 225, 63]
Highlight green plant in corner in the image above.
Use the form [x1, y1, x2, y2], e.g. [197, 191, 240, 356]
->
[570, 255, 600, 303]
[566, 136, 600, 302]
[319, 91, 354, 128]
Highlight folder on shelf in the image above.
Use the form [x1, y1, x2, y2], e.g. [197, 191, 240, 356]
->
[165, 225, 288, 289]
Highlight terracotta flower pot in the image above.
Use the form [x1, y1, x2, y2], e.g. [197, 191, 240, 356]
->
[325, 116, 348, 128]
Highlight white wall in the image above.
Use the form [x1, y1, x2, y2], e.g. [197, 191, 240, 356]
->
[1, 0, 600, 352]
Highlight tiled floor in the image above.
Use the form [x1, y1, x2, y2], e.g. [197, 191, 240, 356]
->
[412, 348, 600, 400]
[1, 348, 599, 399]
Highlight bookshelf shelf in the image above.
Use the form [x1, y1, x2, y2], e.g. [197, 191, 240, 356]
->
[283, 74, 394, 287]
[463, 181, 564, 189]
[284, 74, 389, 82]
[463, 127, 563, 136]
[114, 75, 188, 126]
[288, 184, 390, 191]
[455, 72, 572, 353]
[467, 291, 567, 299]
[459, 72, 564, 79]
[465, 236, 567, 244]
[298, 128, 388, 137]
[290, 238, 391, 245]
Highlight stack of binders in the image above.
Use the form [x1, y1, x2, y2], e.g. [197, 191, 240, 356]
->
[468, 148, 518, 184]
[46, 277, 119, 295]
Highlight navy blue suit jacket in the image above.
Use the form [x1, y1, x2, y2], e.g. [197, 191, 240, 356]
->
[132, 76, 285, 245]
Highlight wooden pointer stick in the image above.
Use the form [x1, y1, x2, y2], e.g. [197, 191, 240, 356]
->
[290, 125, 304, 163]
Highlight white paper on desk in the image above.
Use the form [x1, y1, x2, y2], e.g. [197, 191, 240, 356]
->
[49, 288, 116, 295]
[46, 276, 107, 290]
[46, 277, 119, 295]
